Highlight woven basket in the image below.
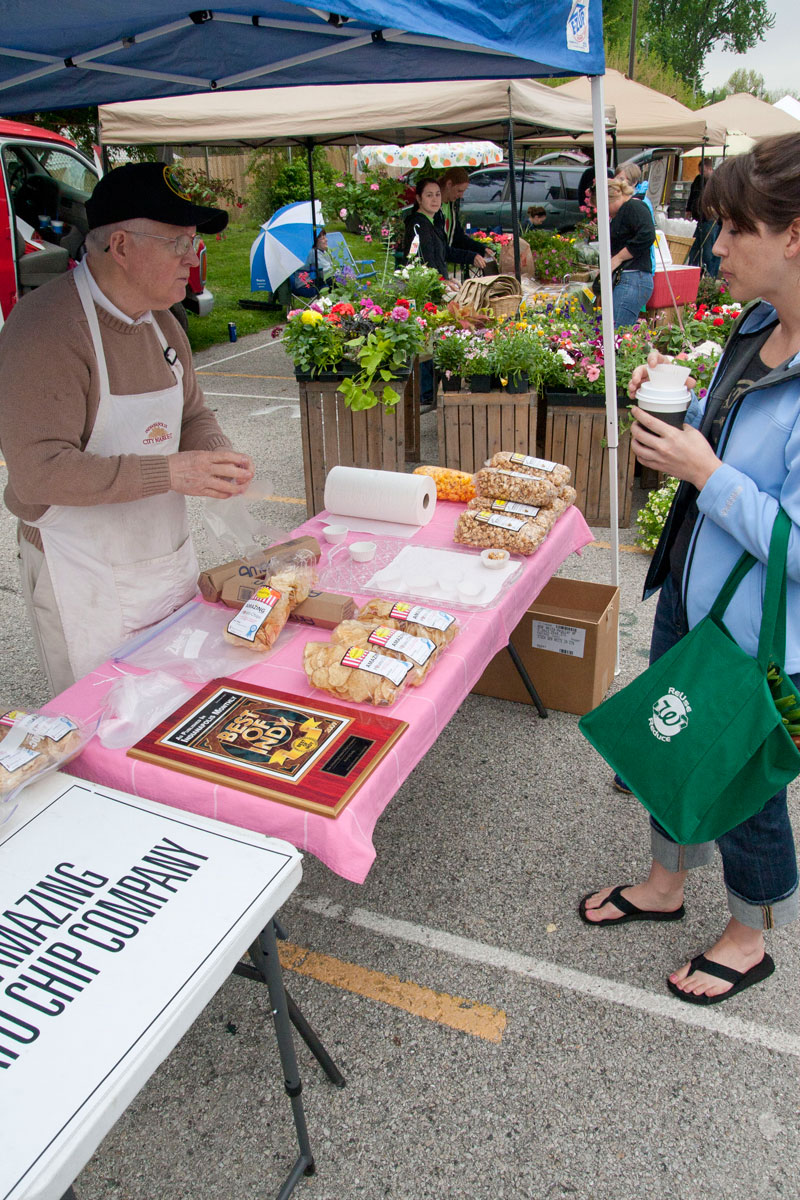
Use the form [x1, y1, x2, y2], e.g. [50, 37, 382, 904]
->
[666, 235, 693, 265]
[453, 274, 522, 320]
[487, 293, 521, 320]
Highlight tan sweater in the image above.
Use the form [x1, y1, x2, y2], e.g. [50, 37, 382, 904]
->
[0, 271, 230, 550]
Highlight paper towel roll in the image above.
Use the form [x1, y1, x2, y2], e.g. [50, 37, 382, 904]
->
[324, 466, 436, 527]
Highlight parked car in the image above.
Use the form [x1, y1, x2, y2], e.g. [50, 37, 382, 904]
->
[0, 118, 213, 325]
[459, 164, 585, 234]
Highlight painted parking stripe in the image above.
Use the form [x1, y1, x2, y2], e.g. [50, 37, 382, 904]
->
[278, 941, 506, 1043]
[297, 896, 800, 1059]
[197, 372, 294, 379]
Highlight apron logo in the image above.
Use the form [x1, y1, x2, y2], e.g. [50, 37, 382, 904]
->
[649, 688, 691, 743]
[143, 422, 173, 445]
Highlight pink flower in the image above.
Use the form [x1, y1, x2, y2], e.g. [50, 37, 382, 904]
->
[381, 227, 389, 237]
[339, 207, 348, 219]
[389, 306, 409, 321]
[370, 183, 380, 191]
[335, 181, 344, 188]
[585, 365, 600, 382]
[364, 234, 373, 243]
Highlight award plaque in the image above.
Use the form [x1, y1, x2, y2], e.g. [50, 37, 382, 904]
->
[129, 678, 407, 817]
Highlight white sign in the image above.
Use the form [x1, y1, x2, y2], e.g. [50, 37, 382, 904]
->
[566, 0, 590, 53]
[531, 620, 586, 658]
[0, 777, 301, 1200]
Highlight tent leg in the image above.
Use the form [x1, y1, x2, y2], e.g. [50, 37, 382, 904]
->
[307, 138, 319, 281]
[506, 112, 521, 281]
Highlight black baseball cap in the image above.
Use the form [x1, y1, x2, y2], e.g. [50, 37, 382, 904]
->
[86, 162, 228, 233]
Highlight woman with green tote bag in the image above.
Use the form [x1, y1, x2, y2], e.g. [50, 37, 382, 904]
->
[580, 134, 800, 1005]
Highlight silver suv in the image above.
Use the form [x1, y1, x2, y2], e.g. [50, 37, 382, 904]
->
[459, 164, 584, 234]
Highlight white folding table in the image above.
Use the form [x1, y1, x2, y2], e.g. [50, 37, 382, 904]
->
[0, 773, 317, 1200]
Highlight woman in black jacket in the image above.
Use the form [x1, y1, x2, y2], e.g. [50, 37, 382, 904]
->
[402, 178, 449, 277]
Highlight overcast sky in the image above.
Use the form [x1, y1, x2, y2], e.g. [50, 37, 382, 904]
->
[703, 0, 798, 95]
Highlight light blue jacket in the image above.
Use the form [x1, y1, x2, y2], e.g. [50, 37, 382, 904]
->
[682, 300, 800, 670]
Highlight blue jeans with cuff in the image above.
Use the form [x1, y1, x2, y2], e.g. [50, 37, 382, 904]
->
[646, 575, 799, 930]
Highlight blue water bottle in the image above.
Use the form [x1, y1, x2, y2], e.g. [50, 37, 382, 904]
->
[228, 322, 237, 343]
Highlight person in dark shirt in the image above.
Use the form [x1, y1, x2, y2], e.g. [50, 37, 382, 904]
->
[687, 159, 720, 277]
[402, 177, 449, 278]
[436, 167, 493, 273]
[607, 177, 655, 326]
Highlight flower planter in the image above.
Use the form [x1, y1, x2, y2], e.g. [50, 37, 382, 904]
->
[441, 374, 463, 393]
[467, 373, 493, 393]
[438, 389, 538, 474]
[293, 359, 361, 382]
[297, 378, 406, 517]
[539, 389, 635, 528]
[502, 372, 529, 395]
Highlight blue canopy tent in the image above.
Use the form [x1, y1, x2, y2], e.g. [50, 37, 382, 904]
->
[0, 1, 623, 586]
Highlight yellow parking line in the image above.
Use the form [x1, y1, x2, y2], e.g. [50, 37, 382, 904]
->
[264, 494, 305, 505]
[589, 540, 651, 554]
[278, 941, 506, 1044]
[197, 372, 294, 379]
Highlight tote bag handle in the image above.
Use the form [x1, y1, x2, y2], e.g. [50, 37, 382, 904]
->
[708, 507, 791, 672]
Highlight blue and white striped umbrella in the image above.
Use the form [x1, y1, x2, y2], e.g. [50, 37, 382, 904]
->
[249, 199, 325, 292]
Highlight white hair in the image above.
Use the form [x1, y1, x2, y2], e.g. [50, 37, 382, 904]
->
[84, 217, 155, 254]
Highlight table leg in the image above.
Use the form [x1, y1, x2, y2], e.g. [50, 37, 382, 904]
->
[249, 922, 316, 1199]
[507, 642, 548, 719]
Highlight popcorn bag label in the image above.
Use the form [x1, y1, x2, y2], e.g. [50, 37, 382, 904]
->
[510, 453, 557, 472]
[475, 509, 527, 532]
[491, 499, 541, 518]
[389, 602, 455, 631]
[227, 586, 282, 642]
[341, 646, 411, 686]
[0, 746, 40, 774]
[368, 626, 435, 666]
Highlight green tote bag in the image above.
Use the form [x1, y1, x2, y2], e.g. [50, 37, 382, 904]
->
[579, 508, 800, 844]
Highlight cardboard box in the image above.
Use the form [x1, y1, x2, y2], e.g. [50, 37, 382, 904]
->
[220, 579, 355, 629]
[198, 535, 321, 602]
[471, 577, 619, 715]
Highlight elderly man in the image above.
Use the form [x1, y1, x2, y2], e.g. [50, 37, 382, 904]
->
[0, 162, 254, 695]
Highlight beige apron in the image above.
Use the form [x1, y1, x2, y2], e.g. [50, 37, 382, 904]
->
[28, 260, 199, 681]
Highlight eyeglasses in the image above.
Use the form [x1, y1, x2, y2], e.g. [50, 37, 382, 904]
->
[104, 232, 199, 256]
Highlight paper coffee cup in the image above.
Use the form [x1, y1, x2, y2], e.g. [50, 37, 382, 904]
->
[635, 386, 690, 428]
[646, 362, 692, 390]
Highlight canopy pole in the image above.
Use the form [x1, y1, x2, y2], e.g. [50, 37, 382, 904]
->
[307, 138, 319, 283]
[507, 112, 521, 281]
[590, 74, 621, 667]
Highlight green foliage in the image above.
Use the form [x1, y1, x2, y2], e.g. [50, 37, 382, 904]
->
[522, 231, 580, 284]
[15, 107, 100, 157]
[636, 477, 679, 551]
[171, 165, 243, 208]
[604, 39, 698, 108]
[246, 148, 335, 223]
[644, 0, 774, 92]
[319, 168, 407, 241]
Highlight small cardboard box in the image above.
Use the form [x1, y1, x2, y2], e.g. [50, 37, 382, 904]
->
[221, 578, 355, 629]
[471, 577, 619, 715]
[198, 535, 321, 603]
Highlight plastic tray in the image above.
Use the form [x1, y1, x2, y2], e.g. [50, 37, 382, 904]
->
[317, 538, 523, 610]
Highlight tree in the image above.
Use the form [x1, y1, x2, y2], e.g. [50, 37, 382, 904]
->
[643, 0, 775, 92]
[723, 68, 768, 99]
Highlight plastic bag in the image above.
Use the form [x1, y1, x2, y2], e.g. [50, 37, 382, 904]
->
[112, 598, 275, 683]
[0, 708, 95, 818]
[224, 550, 315, 654]
[97, 671, 195, 749]
[413, 465, 476, 502]
[201, 477, 280, 563]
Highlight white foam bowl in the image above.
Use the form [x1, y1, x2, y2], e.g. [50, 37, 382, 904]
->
[323, 524, 348, 544]
[458, 579, 485, 603]
[350, 540, 377, 563]
[481, 548, 511, 570]
[646, 362, 692, 390]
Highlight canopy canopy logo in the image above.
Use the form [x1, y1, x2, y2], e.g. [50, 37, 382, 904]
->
[649, 689, 692, 743]
[566, 0, 590, 54]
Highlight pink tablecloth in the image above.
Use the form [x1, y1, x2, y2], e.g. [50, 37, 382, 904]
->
[54, 503, 592, 882]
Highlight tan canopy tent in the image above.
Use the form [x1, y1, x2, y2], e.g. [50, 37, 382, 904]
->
[694, 92, 800, 140]
[98, 77, 615, 148]
[524, 69, 726, 148]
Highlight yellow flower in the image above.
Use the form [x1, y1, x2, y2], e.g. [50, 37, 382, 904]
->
[301, 309, 324, 325]
[500, 377, 508, 387]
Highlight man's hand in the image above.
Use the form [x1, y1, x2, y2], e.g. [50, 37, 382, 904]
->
[168, 450, 254, 499]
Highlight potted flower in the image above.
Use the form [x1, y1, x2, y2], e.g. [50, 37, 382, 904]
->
[338, 298, 428, 410]
[432, 326, 469, 391]
[461, 329, 495, 392]
[282, 302, 349, 378]
[489, 323, 543, 394]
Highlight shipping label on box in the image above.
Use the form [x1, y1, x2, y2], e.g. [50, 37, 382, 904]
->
[531, 620, 586, 658]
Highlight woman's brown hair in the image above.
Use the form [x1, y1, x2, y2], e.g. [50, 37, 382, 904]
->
[704, 134, 800, 233]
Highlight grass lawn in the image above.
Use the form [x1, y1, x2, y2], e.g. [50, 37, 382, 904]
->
[186, 217, 388, 353]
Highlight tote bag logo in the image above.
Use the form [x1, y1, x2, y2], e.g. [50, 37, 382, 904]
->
[649, 688, 692, 742]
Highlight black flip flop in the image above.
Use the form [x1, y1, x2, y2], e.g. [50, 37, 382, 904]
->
[578, 884, 686, 927]
[666, 951, 775, 1005]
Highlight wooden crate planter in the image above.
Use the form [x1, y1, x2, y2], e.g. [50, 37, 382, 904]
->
[297, 379, 405, 516]
[437, 389, 537, 474]
[540, 392, 636, 527]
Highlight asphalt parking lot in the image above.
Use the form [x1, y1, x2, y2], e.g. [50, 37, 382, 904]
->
[2, 327, 798, 1200]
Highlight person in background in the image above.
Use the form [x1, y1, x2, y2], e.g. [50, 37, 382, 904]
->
[615, 161, 656, 272]
[437, 167, 494, 274]
[581, 133, 800, 1005]
[402, 178, 455, 411]
[524, 205, 548, 229]
[687, 159, 720, 277]
[607, 176, 656, 327]
[0, 162, 254, 696]
[292, 228, 334, 297]
[578, 158, 615, 215]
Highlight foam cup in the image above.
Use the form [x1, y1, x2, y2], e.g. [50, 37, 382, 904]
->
[646, 362, 692, 390]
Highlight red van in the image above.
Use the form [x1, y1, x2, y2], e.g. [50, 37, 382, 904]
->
[0, 117, 212, 326]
